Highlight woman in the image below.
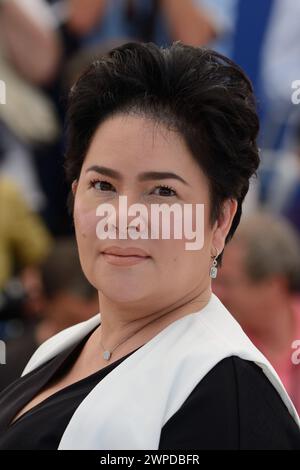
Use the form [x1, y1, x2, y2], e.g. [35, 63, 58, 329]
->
[0, 41, 299, 450]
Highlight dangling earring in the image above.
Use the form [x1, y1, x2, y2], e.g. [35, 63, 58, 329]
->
[210, 247, 219, 279]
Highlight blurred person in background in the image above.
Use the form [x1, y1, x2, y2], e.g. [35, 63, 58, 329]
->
[0, 177, 52, 320]
[282, 121, 300, 237]
[213, 212, 300, 413]
[0, 0, 61, 85]
[0, 176, 52, 290]
[260, 0, 300, 152]
[259, 121, 300, 225]
[0, 238, 98, 392]
[257, 0, 300, 208]
[0, 0, 61, 147]
[0, 0, 63, 232]
[67, 0, 237, 56]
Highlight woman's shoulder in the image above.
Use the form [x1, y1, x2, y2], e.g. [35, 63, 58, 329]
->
[159, 356, 300, 450]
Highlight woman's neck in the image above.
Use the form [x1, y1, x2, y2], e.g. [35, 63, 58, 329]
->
[97, 284, 212, 354]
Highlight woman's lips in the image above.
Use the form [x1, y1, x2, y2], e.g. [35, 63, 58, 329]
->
[101, 247, 151, 266]
[101, 253, 151, 266]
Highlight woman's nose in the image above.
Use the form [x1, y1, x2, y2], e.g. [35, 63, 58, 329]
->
[110, 193, 149, 238]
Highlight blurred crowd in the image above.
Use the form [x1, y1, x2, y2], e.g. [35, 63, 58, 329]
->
[0, 0, 300, 411]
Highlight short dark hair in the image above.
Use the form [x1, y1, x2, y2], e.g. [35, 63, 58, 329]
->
[65, 41, 260, 266]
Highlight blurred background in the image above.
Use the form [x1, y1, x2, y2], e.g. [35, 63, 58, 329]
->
[0, 0, 299, 409]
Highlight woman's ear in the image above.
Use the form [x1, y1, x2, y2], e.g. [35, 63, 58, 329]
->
[72, 180, 78, 196]
[212, 198, 238, 254]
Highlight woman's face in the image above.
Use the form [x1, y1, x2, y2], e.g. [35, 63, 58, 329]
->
[73, 114, 235, 312]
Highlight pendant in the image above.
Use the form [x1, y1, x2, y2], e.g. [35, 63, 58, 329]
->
[103, 350, 111, 361]
[210, 266, 218, 279]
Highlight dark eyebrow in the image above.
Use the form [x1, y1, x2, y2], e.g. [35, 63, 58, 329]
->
[86, 165, 121, 179]
[86, 165, 189, 186]
[138, 171, 189, 186]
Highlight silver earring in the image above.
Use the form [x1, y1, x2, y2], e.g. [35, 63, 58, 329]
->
[210, 248, 219, 279]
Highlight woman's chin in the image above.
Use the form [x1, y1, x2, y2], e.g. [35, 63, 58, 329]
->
[103, 291, 148, 304]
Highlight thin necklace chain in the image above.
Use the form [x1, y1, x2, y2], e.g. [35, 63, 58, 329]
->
[99, 320, 150, 361]
[99, 297, 210, 361]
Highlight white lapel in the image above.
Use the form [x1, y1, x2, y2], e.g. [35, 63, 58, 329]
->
[22, 294, 300, 449]
[22, 315, 101, 376]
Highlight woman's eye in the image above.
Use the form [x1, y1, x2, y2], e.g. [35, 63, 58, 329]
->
[90, 180, 115, 192]
[151, 185, 177, 197]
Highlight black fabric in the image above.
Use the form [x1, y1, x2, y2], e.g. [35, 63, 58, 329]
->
[0, 326, 39, 393]
[0, 326, 299, 450]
